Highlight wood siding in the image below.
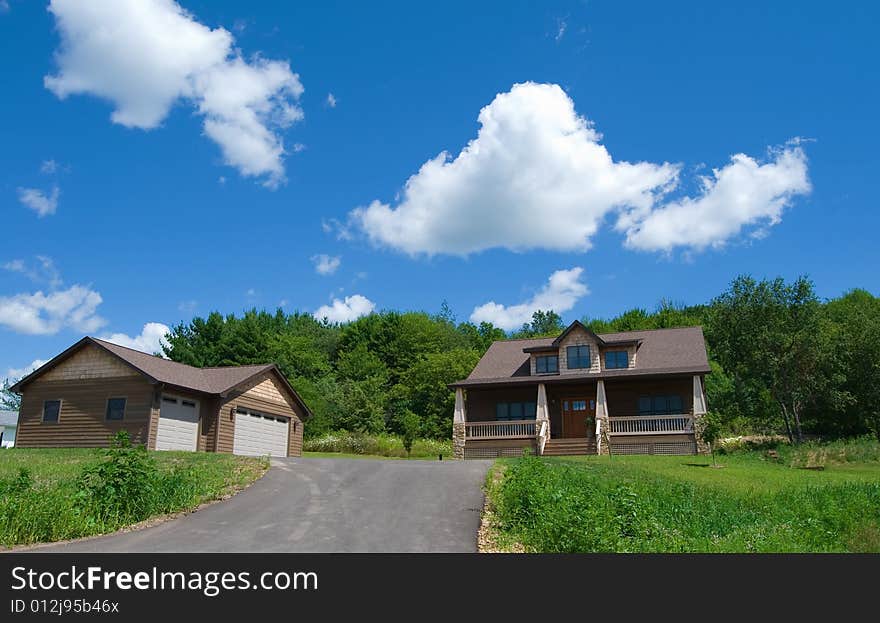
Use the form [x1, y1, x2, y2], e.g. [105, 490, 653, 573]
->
[41, 344, 139, 381]
[604, 377, 693, 417]
[17, 377, 154, 448]
[217, 371, 306, 457]
[465, 386, 539, 422]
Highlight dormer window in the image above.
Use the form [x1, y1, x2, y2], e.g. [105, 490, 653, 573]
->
[605, 350, 629, 369]
[535, 354, 558, 374]
[566, 345, 591, 369]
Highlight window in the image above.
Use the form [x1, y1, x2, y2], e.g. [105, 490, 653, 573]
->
[106, 397, 126, 421]
[638, 395, 684, 416]
[605, 350, 629, 369]
[535, 355, 558, 374]
[495, 402, 537, 421]
[566, 345, 591, 369]
[42, 399, 61, 423]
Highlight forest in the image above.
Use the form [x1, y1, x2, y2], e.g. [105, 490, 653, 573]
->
[4, 274, 878, 443]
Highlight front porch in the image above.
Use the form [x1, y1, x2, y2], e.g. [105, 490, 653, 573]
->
[453, 375, 708, 459]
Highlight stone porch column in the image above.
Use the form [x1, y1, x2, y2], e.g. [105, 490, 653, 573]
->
[536, 383, 550, 455]
[452, 387, 467, 459]
[692, 375, 710, 454]
[595, 379, 610, 455]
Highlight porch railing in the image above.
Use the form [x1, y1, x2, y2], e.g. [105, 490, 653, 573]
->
[465, 419, 537, 440]
[608, 414, 693, 436]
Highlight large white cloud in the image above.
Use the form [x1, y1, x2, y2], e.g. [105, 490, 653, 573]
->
[349, 82, 679, 256]
[99, 322, 171, 356]
[0, 285, 105, 335]
[313, 295, 376, 324]
[619, 144, 811, 252]
[45, 0, 303, 187]
[470, 267, 588, 331]
[348, 82, 810, 256]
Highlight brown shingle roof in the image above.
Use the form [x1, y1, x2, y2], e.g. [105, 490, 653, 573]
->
[452, 325, 710, 387]
[91, 338, 275, 394]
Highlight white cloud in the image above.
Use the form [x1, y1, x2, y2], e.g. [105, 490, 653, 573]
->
[99, 322, 170, 355]
[3, 256, 63, 288]
[18, 185, 59, 217]
[40, 159, 59, 174]
[177, 300, 197, 314]
[349, 82, 678, 256]
[326, 92, 337, 108]
[0, 285, 105, 335]
[45, 0, 303, 187]
[470, 267, 588, 331]
[311, 254, 341, 275]
[348, 82, 811, 257]
[313, 294, 375, 324]
[619, 144, 811, 252]
[5, 359, 49, 382]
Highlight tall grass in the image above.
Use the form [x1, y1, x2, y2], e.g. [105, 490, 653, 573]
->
[489, 454, 880, 553]
[0, 437, 266, 548]
[303, 431, 451, 458]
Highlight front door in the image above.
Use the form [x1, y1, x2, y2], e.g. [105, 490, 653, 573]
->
[562, 398, 594, 439]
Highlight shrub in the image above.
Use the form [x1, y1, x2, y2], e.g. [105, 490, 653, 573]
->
[75, 431, 159, 525]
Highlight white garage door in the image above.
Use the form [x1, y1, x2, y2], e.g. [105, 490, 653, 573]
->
[233, 408, 289, 457]
[155, 396, 199, 451]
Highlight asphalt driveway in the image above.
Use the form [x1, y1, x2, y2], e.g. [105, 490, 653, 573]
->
[30, 457, 492, 553]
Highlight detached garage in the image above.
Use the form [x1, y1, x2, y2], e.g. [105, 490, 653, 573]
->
[11, 337, 311, 457]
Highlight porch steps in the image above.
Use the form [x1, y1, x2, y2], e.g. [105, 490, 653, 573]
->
[542, 438, 597, 456]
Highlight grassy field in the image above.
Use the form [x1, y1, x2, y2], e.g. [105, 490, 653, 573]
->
[0, 447, 266, 548]
[484, 447, 880, 553]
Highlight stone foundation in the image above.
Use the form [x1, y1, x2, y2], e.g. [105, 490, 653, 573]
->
[692, 413, 711, 454]
[596, 415, 610, 455]
[452, 422, 466, 459]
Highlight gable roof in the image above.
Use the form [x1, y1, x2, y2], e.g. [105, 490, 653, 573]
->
[10, 337, 312, 417]
[549, 320, 606, 346]
[453, 325, 710, 387]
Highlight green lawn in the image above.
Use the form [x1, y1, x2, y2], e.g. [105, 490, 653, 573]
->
[485, 450, 880, 553]
[0, 448, 266, 548]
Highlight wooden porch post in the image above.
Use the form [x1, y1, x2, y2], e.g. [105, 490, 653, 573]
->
[595, 379, 610, 455]
[453, 387, 467, 459]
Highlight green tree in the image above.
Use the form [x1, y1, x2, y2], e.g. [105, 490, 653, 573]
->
[707, 275, 830, 443]
[515, 310, 565, 338]
[822, 289, 880, 440]
[400, 410, 420, 456]
[394, 348, 482, 438]
[1, 378, 21, 411]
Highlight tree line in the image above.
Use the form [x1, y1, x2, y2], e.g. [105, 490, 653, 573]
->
[2, 275, 878, 443]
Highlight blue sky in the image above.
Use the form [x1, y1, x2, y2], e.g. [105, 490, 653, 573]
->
[2, 0, 878, 378]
